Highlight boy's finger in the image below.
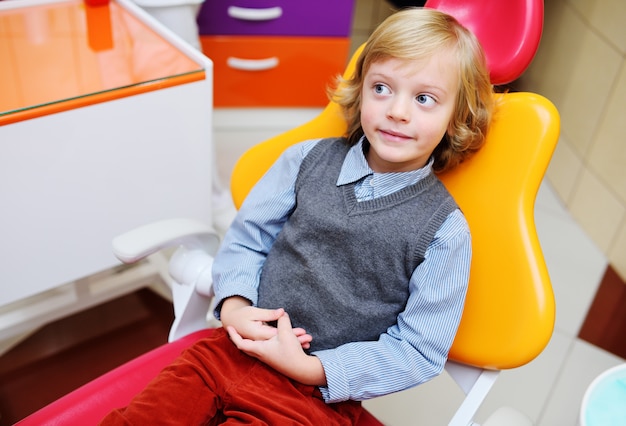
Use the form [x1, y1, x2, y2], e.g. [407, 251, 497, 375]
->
[297, 334, 313, 344]
[227, 326, 258, 354]
[292, 327, 308, 336]
[256, 307, 285, 323]
[276, 312, 293, 333]
[226, 326, 242, 345]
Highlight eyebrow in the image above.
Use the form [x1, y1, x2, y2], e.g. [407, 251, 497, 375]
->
[366, 72, 392, 80]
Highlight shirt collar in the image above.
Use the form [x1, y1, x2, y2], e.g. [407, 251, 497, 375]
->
[337, 136, 434, 186]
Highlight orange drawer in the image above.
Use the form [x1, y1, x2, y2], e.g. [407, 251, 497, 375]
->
[200, 35, 350, 107]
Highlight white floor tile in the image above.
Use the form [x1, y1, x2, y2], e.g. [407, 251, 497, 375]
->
[213, 108, 322, 186]
[213, 108, 322, 129]
[535, 182, 607, 336]
[539, 339, 625, 426]
[475, 330, 574, 424]
[536, 180, 571, 219]
[363, 371, 465, 425]
[213, 128, 278, 186]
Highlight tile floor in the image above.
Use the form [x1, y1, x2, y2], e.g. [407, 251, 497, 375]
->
[213, 108, 625, 426]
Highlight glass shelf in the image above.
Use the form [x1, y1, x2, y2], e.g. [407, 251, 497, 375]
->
[0, 0, 205, 125]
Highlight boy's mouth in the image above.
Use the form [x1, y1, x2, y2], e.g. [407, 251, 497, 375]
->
[379, 129, 411, 141]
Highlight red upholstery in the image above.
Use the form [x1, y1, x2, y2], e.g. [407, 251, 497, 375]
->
[15, 330, 213, 426]
[425, 0, 544, 85]
[16, 329, 383, 425]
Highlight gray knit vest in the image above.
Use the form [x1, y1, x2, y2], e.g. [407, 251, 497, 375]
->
[258, 138, 458, 352]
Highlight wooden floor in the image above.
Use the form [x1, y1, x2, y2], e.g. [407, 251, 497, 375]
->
[0, 289, 173, 425]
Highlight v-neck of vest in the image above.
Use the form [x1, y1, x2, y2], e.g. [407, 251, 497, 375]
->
[341, 173, 438, 215]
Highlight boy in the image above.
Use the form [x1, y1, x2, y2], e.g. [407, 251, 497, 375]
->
[101, 7, 493, 425]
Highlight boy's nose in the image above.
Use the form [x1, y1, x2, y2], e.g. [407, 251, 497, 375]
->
[387, 98, 411, 122]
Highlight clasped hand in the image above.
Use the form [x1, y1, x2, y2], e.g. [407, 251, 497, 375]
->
[220, 296, 326, 386]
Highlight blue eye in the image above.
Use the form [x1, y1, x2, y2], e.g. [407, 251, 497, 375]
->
[417, 94, 435, 106]
[374, 84, 390, 95]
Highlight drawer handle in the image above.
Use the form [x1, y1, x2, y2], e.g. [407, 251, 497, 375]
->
[227, 56, 279, 71]
[227, 6, 283, 21]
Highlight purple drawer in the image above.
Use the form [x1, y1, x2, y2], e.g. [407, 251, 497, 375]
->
[197, 0, 355, 37]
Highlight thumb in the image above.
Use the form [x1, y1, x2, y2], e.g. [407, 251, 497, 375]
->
[276, 311, 293, 333]
[257, 307, 285, 323]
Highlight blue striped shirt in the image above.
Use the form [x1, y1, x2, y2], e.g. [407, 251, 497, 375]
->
[212, 138, 471, 403]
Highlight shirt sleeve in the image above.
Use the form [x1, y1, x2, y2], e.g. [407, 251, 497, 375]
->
[314, 209, 471, 403]
[212, 139, 319, 317]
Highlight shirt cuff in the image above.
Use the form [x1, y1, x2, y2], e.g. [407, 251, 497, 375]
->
[213, 287, 258, 320]
[313, 349, 350, 403]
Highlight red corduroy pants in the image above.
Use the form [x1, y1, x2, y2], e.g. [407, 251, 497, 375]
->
[99, 327, 363, 425]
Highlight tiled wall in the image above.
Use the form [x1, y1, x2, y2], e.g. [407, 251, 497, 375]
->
[579, 265, 626, 358]
[517, 0, 626, 281]
[349, 0, 395, 55]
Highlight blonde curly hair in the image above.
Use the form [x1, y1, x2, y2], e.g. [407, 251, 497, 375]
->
[332, 8, 494, 173]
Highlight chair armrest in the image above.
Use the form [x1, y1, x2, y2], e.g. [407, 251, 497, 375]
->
[112, 218, 221, 341]
[112, 218, 220, 263]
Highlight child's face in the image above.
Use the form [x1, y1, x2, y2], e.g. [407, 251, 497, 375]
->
[360, 52, 459, 173]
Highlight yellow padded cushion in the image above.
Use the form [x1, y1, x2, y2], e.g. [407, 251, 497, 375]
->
[440, 92, 558, 368]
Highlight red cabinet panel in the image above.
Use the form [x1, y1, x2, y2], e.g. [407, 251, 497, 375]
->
[202, 35, 350, 107]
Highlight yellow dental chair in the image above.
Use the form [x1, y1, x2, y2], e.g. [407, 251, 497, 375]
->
[17, 41, 559, 425]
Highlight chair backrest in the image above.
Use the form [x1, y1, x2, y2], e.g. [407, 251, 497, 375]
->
[424, 0, 544, 85]
[440, 92, 557, 369]
[231, 45, 559, 371]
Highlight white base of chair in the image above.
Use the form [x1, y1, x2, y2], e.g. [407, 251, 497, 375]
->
[446, 361, 500, 425]
[483, 406, 533, 426]
[444, 362, 534, 426]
